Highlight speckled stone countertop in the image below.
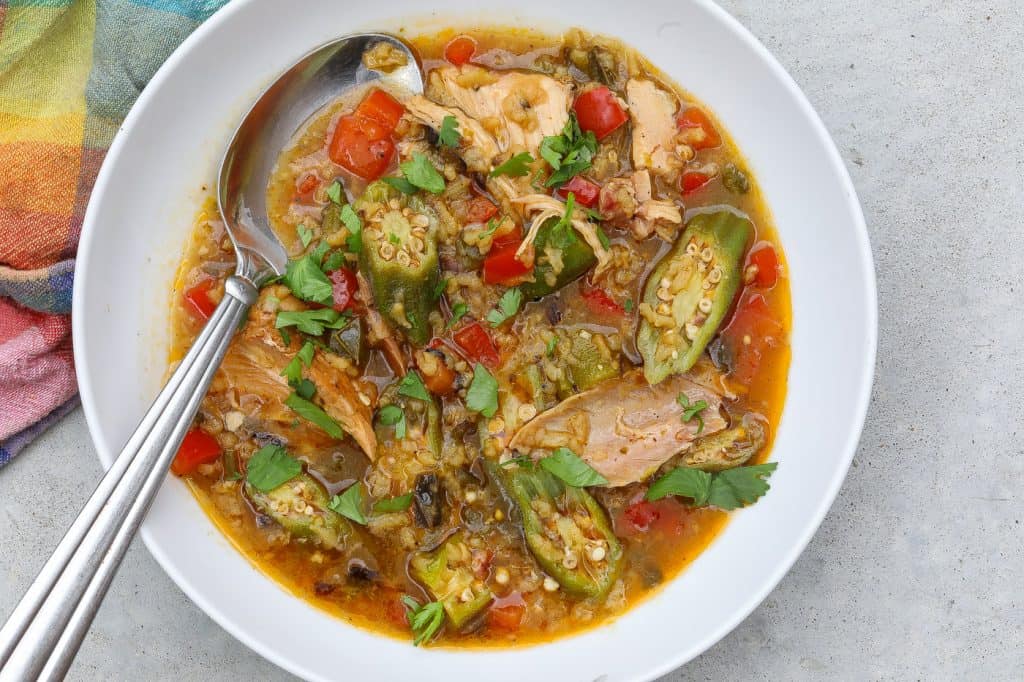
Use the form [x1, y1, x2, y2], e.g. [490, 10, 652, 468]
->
[2, 1, 1021, 679]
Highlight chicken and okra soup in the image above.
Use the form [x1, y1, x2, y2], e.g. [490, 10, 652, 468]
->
[171, 28, 790, 646]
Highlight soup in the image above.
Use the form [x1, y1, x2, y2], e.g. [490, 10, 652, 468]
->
[168, 26, 790, 647]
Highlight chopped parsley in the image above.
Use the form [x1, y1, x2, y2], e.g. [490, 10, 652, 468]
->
[382, 175, 418, 195]
[398, 371, 431, 402]
[538, 113, 598, 188]
[465, 363, 498, 417]
[275, 308, 349, 336]
[285, 392, 345, 439]
[245, 444, 301, 493]
[296, 224, 314, 248]
[325, 179, 344, 204]
[539, 447, 608, 487]
[329, 482, 367, 525]
[340, 204, 363, 253]
[437, 115, 461, 148]
[373, 493, 413, 513]
[595, 224, 611, 249]
[377, 404, 407, 440]
[485, 287, 522, 327]
[548, 192, 577, 248]
[402, 596, 444, 646]
[677, 393, 709, 435]
[400, 152, 446, 195]
[489, 152, 534, 178]
[432, 277, 450, 299]
[446, 302, 469, 330]
[545, 336, 558, 357]
[646, 463, 778, 510]
[282, 252, 334, 306]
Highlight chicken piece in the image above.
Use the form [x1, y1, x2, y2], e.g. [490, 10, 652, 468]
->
[405, 95, 501, 173]
[427, 65, 571, 155]
[214, 294, 377, 459]
[598, 169, 682, 240]
[510, 193, 612, 273]
[508, 370, 727, 487]
[626, 79, 685, 178]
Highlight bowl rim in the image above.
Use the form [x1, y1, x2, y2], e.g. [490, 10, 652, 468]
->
[71, 1, 877, 679]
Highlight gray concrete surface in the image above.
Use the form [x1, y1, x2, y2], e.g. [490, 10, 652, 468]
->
[3, 1, 1023, 679]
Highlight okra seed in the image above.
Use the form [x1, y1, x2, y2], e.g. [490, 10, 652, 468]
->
[379, 242, 395, 260]
[487, 417, 505, 434]
[656, 287, 673, 302]
[494, 509, 505, 522]
[660, 277, 671, 289]
[543, 576, 560, 592]
[700, 247, 713, 263]
[410, 236, 424, 253]
[685, 242, 698, 256]
[460, 587, 475, 603]
[518, 403, 538, 422]
[396, 250, 411, 267]
[495, 567, 510, 585]
[465, 490, 478, 504]
[412, 214, 430, 228]
[709, 267, 722, 283]
[670, 350, 679, 359]
[562, 552, 578, 569]
[578, 329, 592, 340]
[698, 298, 713, 314]
[656, 303, 670, 316]
[744, 264, 759, 284]
[388, 198, 401, 210]
[685, 323, 699, 340]
[589, 545, 606, 562]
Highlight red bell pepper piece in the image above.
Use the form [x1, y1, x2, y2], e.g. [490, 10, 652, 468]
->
[747, 242, 779, 289]
[573, 86, 628, 140]
[487, 603, 525, 631]
[355, 89, 405, 130]
[580, 286, 624, 316]
[465, 195, 499, 223]
[482, 241, 533, 285]
[183, 279, 217, 320]
[556, 176, 600, 208]
[328, 89, 404, 181]
[171, 428, 222, 476]
[328, 267, 358, 312]
[718, 293, 784, 386]
[453, 322, 500, 368]
[676, 107, 722, 150]
[444, 35, 476, 66]
[681, 171, 713, 195]
[294, 173, 321, 202]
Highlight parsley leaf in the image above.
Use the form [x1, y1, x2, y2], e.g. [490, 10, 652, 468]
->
[545, 336, 558, 357]
[465, 363, 498, 417]
[378, 404, 407, 439]
[398, 371, 431, 402]
[437, 115, 460, 148]
[539, 113, 598, 188]
[373, 492, 413, 513]
[677, 393, 709, 435]
[623, 299, 634, 312]
[322, 249, 346, 271]
[285, 392, 345, 439]
[445, 302, 468, 330]
[297, 224, 314, 248]
[501, 455, 535, 470]
[275, 308, 349, 336]
[329, 482, 367, 525]
[283, 253, 333, 305]
[400, 152, 445, 195]
[245, 444, 302, 493]
[645, 468, 712, 504]
[489, 152, 534, 178]
[646, 463, 778, 510]
[486, 287, 522, 327]
[540, 447, 608, 487]
[281, 341, 315, 385]
[595, 224, 611, 250]
[293, 378, 316, 400]
[432, 277, 450, 299]
[382, 176, 418, 195]
[549, 192, 577, 248]
[326, 179, 344, 204]
[340, 204, 363, 253]
[402, 596, 444, 646]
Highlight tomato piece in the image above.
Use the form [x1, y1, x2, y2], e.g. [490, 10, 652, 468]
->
[619, 498, 690, 536]
[482, 241, 533, 285]
[748, 242, 779, 289]
[453, 322, 500, 368]
[580, 286, 624, 316]
[294, 173, 321, 202]
[171, 428, 222, 476]
[328, 267, 358, 312]
[556, 176, 601, 208]
[491, 223, 523, 250]
[465, 195, 499, 223]
[417, 350, 457, 396]
[355, 88, 405, 132]
[487, 603, 525, 631]
[444, 35, 476, 66]
[573, 86, 628, 140]
[329, 113, 395, 180]
[718, 293, 784, 386]
[676, 107, 722, 150]
[183, 279, 217, 320]
[681, 171, 713, 195]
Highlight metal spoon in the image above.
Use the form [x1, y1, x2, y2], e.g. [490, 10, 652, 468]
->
[0, 33, 423, 681]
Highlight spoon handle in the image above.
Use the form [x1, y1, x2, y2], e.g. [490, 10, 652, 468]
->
[0, 275, 258, 681]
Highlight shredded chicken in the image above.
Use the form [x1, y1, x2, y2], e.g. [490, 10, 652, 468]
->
[405, 95, 501, 173]
[598, 169, 682, 240]
[510, 193, 612, 273]
[626, 78, 685, 178]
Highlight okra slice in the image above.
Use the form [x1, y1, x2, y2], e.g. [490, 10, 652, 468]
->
[410, 532, 493, 628]
[356, 181, 441, 345]
[374, 379, 443, 458]
[637, 211, 752, 384]
[246, 472, 352, 550]
[554, 327, 620, 396]
[678, 413, 766, 472]
[488, 461, 623, 598]
[519, 217, 597, 300]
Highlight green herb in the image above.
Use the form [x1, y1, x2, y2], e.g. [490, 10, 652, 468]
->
[437, 115, 461, 148]
[481, 217, 501, 238]
[373, 493, 413, 513]
[539, 113, 598, 188]
[722, 163, 750, 195]
[545, 336, 558, 357]
[489, 152, 534, 178]
[281, 341, 315, 385]
[388, 232, 400, 245]
[285, 393, 345, 439]
[275, 308, 349, 336]
[486, 287, 522, 327]
[501, 455, 535, 470]
[587, 208, 604, 222]
[293, 378, 316, 400]
[282, 253, 334, 305]
[530, 169, 546, 192]
[321, 250, 346, 271]
[383, 175, 419, 195]
[549, 192, 577, 248]
[540, 447, 608, 487]
[329, 482, 367, 525]
[297, 224, 314, 248]
[340, 204, 363, 253]
[595, 225, 611, 249]
[400, 152, 445, 194]
[401, 596, 444, 646]
[646, 463, 778, 510]
[465, 363, 498, 417]
[446, 302, 469, 330]
[245, 444, 302, 492]
[398, 371, 431, 402]
[677, 393, 709, 435]
[432, 277, 450, 299]
[326, 179, 344, 204]
[279, 327, 291, 346]
[623, 299, 634, 312]
[378, 404, 407, 439]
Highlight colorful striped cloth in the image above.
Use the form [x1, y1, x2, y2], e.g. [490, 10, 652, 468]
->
[0, 0, 228, 467]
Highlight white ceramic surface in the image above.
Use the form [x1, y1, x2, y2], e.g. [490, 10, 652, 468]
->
[72, 1, 876, 680]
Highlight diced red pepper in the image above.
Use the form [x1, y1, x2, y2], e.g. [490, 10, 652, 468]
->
[681, 171, 713, 195]
[328, 89, 404, 181]
[355, 89, 406, 131]
[573, 86, 628, 140]
[556, 176, 601, 208]
[183, 279, 217, 321]
[465, 195, 499, 223]
[747, 242, 779, 289]
[580, 286, 624, 316]
[491, 223, 523, 250]
[718, 293, 784, 386]
[453, 322, 500, 368]
[327, 267, 358, 312]
[618, 498, 690, 536]
[444, 35, 476, 66]
[487, 603, 525, 631]
[294, 173, 321, 202]
[171, 428, 222, 476]
[483, 237, 533, 286]
[676, 107, 722, 150]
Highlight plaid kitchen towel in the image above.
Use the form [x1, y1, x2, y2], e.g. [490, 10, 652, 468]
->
[0, 0, 229, 467]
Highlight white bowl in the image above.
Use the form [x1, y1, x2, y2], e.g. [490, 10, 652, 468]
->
[72, 1, 876, 679]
